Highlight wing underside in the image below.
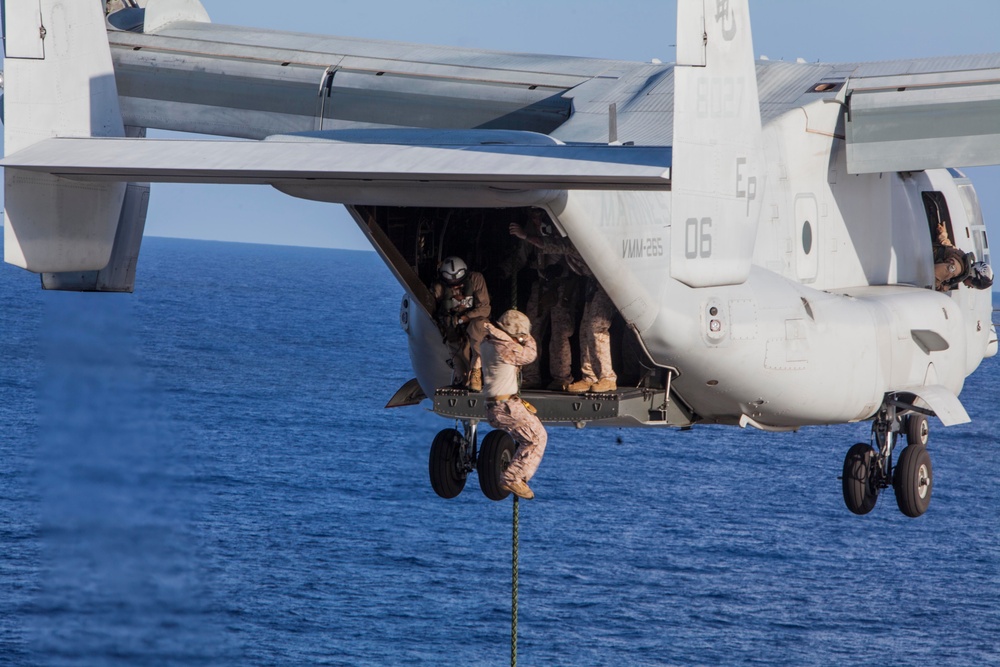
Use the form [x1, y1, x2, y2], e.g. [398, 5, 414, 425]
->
[844, 55, 1000, 173]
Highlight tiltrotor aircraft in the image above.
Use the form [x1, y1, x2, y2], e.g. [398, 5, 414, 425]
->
[2, 0, 997, 517]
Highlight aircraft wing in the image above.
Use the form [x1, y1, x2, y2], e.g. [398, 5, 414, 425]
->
[843, 53, 1000, 173]
[108, 20, 630, 142]
[2, 131, 671, 204]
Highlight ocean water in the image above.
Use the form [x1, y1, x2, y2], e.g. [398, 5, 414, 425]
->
[1, 237, 998, 666]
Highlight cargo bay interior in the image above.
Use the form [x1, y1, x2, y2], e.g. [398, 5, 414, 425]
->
[350, 205, 669, 393]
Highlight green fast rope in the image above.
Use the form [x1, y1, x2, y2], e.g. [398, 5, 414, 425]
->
[510, 251, 519, 311]
[510, 218, 522, 667]
[511, 495, 519, 667]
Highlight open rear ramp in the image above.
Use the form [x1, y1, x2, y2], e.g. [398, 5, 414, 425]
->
[433, 387, 695, 428]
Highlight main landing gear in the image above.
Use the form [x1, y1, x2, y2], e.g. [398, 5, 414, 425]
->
[841, 396, 934, 518]
[429, 421, 516, 501]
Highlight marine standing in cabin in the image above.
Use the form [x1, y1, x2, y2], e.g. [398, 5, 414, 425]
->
[508, 208, 578, 391]
[524, 231, 617, 394]
[482, 310, 548, 501]
[432, 256, 490, 391]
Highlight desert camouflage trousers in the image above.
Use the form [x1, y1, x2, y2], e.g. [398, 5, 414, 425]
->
[487, 398, 548, 484]
[445, 317, 487, 383]
[580, 286, 616, 383]
[521, 279, 576, 386]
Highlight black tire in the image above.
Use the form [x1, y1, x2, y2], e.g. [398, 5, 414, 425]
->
[894, 445, 933, 518]
[477, 430, 517, 501]
[905, 414, 929, 447]
[429, 428, 467, 499]
[842, 443, 878, 515]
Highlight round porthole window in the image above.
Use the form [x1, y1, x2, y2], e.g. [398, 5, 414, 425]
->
[802, 221, 813, 255]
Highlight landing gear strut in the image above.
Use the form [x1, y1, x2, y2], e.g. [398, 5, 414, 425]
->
[841, 396, 934, 518]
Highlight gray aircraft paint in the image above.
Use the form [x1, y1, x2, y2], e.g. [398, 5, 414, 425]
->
[1, 0, 993, 433]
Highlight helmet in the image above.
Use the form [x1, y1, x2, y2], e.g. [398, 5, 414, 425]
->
[527, 208, 555, 237]
[966, 261, 994, 290]
[497, 310, 531, 337]
[439, 256, 467, 285]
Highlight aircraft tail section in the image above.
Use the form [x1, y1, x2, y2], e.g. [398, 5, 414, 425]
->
[2, 0, 128, 275]
[670, 0, 765, 287]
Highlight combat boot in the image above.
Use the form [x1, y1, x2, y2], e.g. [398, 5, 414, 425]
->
[566, 379, 593, 394]
[502, 478, 535, 500]
[590, 378, 617, 393]
[469, 368, 483, 392]
[546, 380, 570, 392]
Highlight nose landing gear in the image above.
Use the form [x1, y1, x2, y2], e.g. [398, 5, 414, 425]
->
[841, 396, 934, 518]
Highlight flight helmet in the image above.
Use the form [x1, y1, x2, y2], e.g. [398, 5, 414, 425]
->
[966, 261, 994, 290]
[439, 256, 468, 286]
[498, 310, 531, 338]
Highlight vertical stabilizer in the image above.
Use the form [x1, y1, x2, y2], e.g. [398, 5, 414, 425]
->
[670, 0, 765, 287]
[3, 0, 126, 272]
[143, 0, 211, 34]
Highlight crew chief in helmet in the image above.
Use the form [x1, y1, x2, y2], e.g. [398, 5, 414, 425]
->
[964, 261, 994, 290]
[932, 221, 993, 292]
[431, 256, 491, 391]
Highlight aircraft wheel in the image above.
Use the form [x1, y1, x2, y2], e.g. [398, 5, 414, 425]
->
[429, 428, 467, 499]
[893, 445, 933, 518]
[842, 443, 878, 515]
[905, 414, 929, 447]
[477, 430, 516, 501]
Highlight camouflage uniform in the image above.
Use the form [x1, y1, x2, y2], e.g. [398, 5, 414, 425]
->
[517, 241, 577, 387]
[523, 278, 577, 386]
[481, 322, 548, 487]
[537, 237, 616, 387]
[578, 282, 617, 385]
[933, 221, 970, 291]
[432, 271, 490, 384]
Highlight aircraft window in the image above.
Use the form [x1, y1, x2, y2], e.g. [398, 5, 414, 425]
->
[953, 183, 992, 263]
[802, 221, 813, 254]
[956, 183, 985, 228]
[921, 191, 953, 248]
[808, 81, 843, 93]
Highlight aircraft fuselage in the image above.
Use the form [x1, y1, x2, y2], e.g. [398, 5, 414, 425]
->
[67, 21, 1000, 428]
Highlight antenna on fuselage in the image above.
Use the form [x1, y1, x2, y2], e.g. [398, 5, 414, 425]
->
[608, 103, 620, 146]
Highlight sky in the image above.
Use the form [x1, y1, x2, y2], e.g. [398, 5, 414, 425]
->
[9, 0, 1000, 252]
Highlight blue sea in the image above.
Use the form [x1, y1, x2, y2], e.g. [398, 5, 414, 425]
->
[1, 237, 997, 666]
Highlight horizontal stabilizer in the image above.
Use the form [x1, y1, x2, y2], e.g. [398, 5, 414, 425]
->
[2, 136, 671, 193]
